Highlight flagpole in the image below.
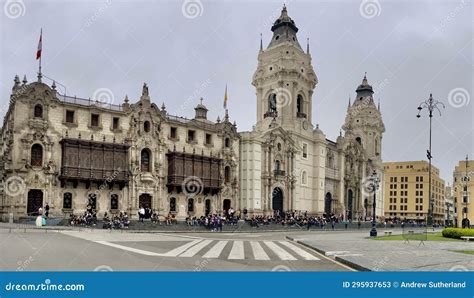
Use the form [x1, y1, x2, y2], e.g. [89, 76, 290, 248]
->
[38, 28, 42, 82]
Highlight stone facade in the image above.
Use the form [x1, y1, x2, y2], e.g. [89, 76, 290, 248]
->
[0, 78, 239, 219]
[239, 6, 385, 219]
[0, 6, 385, 220]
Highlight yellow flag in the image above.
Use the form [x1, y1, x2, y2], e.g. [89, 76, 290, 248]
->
[223, 85, 228, 109]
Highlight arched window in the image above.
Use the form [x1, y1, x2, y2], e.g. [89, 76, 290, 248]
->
[225, 137, 231, 148]
[170, 197, 176, 212]
[356, 137, 362, 146]
[296, 95, 303, 115]
[301, 171, 307, 185]
[144, 121, 150, 133]
[268, 93, 277, 112]
[188, 198, 194, 212]
[275, 160, 281, 171]
[34, 104, 43, 118]
[141, 149, 151, 172]
[224, 166, 231, 183]
[63, 192, 72, 209]
[110, 194, 119, 210]
[31, 144, 43, 166]
[87, 194, 97, 210]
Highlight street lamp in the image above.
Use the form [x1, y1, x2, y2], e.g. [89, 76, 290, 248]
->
[417, 93, 445, 226]
[369, 170, 380, 237]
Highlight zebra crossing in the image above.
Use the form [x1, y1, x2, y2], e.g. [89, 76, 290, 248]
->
[162, 239, 321, 261]
[95, 238, 321, 261]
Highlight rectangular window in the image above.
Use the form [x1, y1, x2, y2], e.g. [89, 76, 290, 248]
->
[187, 130, 195, 142]
[112, 117, 120, 130]
[205, 133, 212, 145]
[66, 110, 75, 123]
[170, 127, 177, 139]
[91, 114, 100, 127]
[302, 143, 308, 159]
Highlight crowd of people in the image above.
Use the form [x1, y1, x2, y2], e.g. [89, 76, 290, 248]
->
[62, 204, 443, 230]
[102, 212, 130, 229]
[68, 211, 98, 227]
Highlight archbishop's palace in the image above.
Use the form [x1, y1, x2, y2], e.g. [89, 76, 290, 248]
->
[0, 6, 386, 220]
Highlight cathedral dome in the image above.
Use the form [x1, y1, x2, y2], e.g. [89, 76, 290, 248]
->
[194, 98, 208, 120]
[267, 5, 302, 51]
[355, 73, 374, 95]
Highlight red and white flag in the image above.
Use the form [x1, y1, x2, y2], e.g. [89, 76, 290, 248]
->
[36, 29, 42, 60]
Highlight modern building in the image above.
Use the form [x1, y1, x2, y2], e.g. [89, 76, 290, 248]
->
[453, 157, 472, 227]
[444, 185, 456, 227]
[0, 6, 385, 220]
[383, 161, 445, 224]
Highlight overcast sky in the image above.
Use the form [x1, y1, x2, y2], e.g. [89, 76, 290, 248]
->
[0, 0, 472, 182]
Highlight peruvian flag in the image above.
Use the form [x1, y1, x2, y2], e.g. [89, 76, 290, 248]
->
[36, 29, 42, 60]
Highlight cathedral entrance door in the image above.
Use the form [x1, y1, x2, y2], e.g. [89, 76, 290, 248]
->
[324, 192, 332, 216]
[27, 189, 43, 216]
[347, 189, 353, 220]
[139, 194, 152, 209]
[272, 187, 284, 215]
[223, 199, 231, 214]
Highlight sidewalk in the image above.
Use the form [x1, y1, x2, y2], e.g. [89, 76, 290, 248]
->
[287, 231, 474, 271]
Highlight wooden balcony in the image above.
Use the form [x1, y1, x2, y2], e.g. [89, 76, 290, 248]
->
[59, 138, 130, 188]
[166, 151, 222, 195]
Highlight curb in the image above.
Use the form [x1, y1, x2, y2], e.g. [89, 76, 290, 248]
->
[285, 236, 371, 272]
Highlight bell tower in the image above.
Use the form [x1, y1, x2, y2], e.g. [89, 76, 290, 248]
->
[343, 74, 385, 169]
[252, 5, 318, 134]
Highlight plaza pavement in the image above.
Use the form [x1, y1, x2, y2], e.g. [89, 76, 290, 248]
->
[287, 230, 474, 271]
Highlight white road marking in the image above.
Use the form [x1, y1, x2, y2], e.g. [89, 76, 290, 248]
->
[278, 241, 320, 260]
[163, 239, 203, 257]
[95, 241, 161, 256]
[202, 240, 228, 258]
[264, 241, 297, 260]
[325, 251, 350, 256]
[228, 241, 244, 259]
[250, 241, 270, 260]
[180, 240, 213, 257]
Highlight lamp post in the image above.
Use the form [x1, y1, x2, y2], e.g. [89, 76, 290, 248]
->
[369, 170, 380, 237]
[462, 155, 469, 228]
[417, 93, 445, 226]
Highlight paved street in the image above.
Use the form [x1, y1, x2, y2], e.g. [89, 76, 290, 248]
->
[0, 229, 352, 271]
[290, 231, 474, 271]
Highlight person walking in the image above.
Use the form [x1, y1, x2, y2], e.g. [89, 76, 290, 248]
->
[138, 206, 145, 222]
[44, 203, 50, 218]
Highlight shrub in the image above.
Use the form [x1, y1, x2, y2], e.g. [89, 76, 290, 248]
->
[442, 228, 474, 239]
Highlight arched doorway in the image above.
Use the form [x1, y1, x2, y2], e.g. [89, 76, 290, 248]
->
[347, 189, 353, 220]
[139, 193, 152, 209]
[205, 199, 211, 216]
[324, 192, 332, 215]
[223, 199, 231, 214]
[272, 187, 284, 214]
[27, 189, 43, 216]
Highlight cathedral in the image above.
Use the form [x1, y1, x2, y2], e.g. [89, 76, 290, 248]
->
[0, 6, 385, 220]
